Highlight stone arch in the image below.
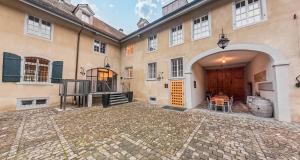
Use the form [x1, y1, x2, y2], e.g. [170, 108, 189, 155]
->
[185, 43, 291, 122]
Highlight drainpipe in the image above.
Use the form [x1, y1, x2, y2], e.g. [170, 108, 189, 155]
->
[75, 26, 84, 80]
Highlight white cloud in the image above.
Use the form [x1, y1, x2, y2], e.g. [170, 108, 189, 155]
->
[135, 0, 159, 19]
[109, 4, 115, 8]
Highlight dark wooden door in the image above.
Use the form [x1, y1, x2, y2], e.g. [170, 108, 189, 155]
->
[207, 67, 245, 101]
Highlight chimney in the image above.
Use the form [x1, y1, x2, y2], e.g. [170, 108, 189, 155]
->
[137, 18, 149, 29]
[162, 0, 188, 16]
[119, 28, 124, 32]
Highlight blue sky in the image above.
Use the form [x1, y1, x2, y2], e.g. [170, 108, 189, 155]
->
[71, 0, 192, 34]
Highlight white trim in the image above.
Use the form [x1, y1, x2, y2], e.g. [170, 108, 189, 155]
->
[17, 97, 49, 110]
[24, 14, 54, 41]
[169, 23, 185, 47]
[170, 57, 185, 79]
[191, 12, 212, 41]
[146, 62, 158, 81]
[185, 43, 291, 122]
[19, 56, 53, 84]
[232, 0, 268, 30]
[121, 0, 213, 42]
[146, 33, 158, 53]
[20, 0, 119, 42]
[93, 39, 106, 54]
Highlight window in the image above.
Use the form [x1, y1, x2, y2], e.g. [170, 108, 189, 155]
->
[234, 0, 264, 28]
[170, 24, 184, 46]
[171, 58, 183, 78]
[193, 14, 210, 40]
[148, 35, 157, 52]
[126, 45, 134, 56]
[82, 12, 90, 24]
[125, 67, 133, 78]
[17, 98, 48, 110]
[26, 15, 52, 39]
[23, 57, 50, 83]
[148, 63, 157, 80]
[94, 40, 106, 54]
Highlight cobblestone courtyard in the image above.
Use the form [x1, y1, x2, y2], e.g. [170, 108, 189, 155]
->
[0, 102, 299, 160]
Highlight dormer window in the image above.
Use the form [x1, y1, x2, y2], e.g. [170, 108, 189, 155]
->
[73, 4, 95, 25]
[82, 12, 90, 24]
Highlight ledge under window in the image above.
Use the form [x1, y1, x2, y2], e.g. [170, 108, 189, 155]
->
[17, 82, 54, 86]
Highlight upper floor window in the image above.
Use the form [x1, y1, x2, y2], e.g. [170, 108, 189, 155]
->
[126, 45, 134, 56]
[94, 40, 106, 54]
[148, 35, 157, 52]
[193, 14, 210, 40]
[147, 62, 157, 80]
[125, 67, 133, 78]
[170, 24, 183, 46]
[23, 57, 50, 83]
[234, 0, 265, 28]
[171, 58, 183, 78]
[82, 12, 90, 24]
[26, 15, 52, 39]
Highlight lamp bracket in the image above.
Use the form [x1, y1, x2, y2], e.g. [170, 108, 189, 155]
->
[296, 75, 300, 88]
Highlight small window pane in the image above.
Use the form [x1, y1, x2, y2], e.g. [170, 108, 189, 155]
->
[171, 58, 183, 78]
[36, 99, 47, 105]
[171, 24, 183, 46]
[22, 100, 33, 106]
[148, 35, 157, 52]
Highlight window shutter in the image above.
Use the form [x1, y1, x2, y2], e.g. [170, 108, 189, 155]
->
[51, 61, 63, 83]
[2, 52, 21, 82]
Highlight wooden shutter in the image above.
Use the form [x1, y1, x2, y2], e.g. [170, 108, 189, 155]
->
[51, 61, 63, 83]
[2, 52, 21, 82]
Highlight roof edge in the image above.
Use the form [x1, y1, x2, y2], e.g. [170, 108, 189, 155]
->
[121, 0, 213, 43]
[20, 0, 121, 43]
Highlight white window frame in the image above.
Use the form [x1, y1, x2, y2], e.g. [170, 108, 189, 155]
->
[232, 0, 267, 29]
[24, 15, 53, 40]
[19, 57, 52, 84]
[169, 24, 184, 47]
[170, 57, 184, 79]
[125, 67, 133, 79]
[93, 40, 106, 54]
[147, 62, 157, 80]
[147, 34, 158, 52]
[192, 13, 211, 41]
[81, 12, 90, 24]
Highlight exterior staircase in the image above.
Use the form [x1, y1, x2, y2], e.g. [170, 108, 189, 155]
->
[109, 93, 129, 106]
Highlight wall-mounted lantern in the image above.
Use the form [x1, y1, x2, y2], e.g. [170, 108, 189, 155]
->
[104, 56, 111, 71]
[296, 75, 300, 88]
[80, 67, 86, 76]
[217, 28, 230, 49]
[157, 72, 164, 81]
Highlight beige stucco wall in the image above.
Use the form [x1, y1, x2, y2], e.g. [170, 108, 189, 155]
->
[120, 0, 300, 122]
[245, 53, 275, 104]
[0, 3, 121, 112]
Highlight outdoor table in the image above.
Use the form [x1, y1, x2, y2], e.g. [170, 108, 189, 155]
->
[211, 95, 230, 102]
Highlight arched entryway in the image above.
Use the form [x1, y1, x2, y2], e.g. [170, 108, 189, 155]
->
[86, 68, 118, 93]
[185, 43, 291, 122]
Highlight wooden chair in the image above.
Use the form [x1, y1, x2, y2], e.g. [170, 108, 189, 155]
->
[215, 98, 225, 112]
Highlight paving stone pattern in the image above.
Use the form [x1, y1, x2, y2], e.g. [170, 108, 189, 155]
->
[0, 102, 299, 160]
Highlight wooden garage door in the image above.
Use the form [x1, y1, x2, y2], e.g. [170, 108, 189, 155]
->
[207, 67, 245, 101]
[170, 80, 184, 107]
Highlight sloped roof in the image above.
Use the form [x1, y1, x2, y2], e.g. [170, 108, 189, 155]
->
[22, 0, 126, 40]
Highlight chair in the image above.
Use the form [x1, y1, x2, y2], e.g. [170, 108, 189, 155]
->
[227, 97, 234, 113]
[206, 97, 214, 110]
[215, 98, 225, 112]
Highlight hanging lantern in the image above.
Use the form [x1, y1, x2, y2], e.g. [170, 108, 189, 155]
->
[217, 29, 230, 49]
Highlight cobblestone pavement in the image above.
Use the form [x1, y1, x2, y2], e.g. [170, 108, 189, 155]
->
[0, 102, 299, 160]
